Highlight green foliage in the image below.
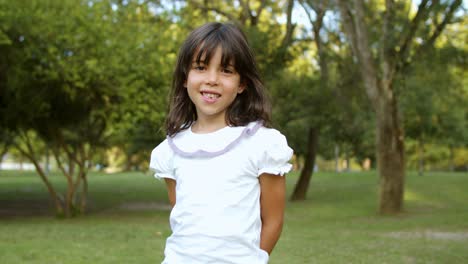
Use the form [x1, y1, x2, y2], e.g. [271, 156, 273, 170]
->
[1, 0, 117, 137]
[1, 0, 466, 173]
[401, 44, 467, 146]
[0, 0, 179, 169]
[406, 139, 468, 171]
[103, 1, 177, 161]
[269, 73, 330, 155]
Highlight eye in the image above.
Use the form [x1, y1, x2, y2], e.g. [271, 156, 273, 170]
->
[221, 67, 234, 74]
[192, 63, 206, 71]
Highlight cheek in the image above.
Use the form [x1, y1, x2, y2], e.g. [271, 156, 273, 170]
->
[186, 74, 203, 88]
[228, 89, 241, 102]
[186, 87, 197, 99]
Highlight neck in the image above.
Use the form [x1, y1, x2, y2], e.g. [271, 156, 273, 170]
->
[192, 117, 228, 133]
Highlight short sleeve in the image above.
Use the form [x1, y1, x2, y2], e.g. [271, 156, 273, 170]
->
[257, 128, 293, 176]
[149, 139, 176, 180]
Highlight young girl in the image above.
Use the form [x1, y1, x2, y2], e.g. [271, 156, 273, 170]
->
[150, 22, 293, 264]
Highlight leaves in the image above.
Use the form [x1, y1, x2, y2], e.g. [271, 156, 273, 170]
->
[0, 0, 466, 173]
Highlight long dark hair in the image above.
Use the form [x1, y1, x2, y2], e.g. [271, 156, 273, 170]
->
[166, 22, 271, 136]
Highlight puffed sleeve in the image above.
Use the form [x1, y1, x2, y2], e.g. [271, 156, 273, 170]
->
[149, 139, 176, 180]
[257, 128, 294, 176]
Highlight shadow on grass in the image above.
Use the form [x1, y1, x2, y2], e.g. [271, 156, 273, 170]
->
[0, 198, 53, 219]
[0, 170, 171, 219]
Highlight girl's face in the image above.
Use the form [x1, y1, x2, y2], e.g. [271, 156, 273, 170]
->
[185, 46, 245, 126]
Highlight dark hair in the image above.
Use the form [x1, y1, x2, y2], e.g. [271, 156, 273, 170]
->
[165, 22, 271, 136]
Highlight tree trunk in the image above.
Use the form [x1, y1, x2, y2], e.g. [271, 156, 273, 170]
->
[337, 0, 406, 214]
[345, 151, 350, 172]
[335, 144, 340, 172]
[418, 139, 424, 176]
[64, 161, 75, 218]
[337, 0, 462, 214]
[77, 149, 88, 214]
[0, 154, 4, 169]
[0, 147, 8, 167]
[449, 145, 455, 171]
[291, 127, 318, 201]
[80, 173, 88, 214]
[125, 155, 132, 171]
[45, 146, 50, 175]
[19, 149, 64, 215]
[52, 145, 79, 218]
[15, 134, 65, 215]
[376, 95, 405, 214]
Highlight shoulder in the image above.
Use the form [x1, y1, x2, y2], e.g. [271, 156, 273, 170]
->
[151, 138, 172, 157]
[252, 126, 288, 145]
[150, 138, 177, 179]
[249, 125, 293, 176]
[150, 138, 176, 169]
[246, 124, 292, 157]
[152, 127, 192, 155]
[257, 126, 286, 137]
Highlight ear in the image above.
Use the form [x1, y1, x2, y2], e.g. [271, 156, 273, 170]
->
[237, 82, 246, 94]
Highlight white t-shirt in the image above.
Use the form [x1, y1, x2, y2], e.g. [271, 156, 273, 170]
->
[150, 121, 293, 264]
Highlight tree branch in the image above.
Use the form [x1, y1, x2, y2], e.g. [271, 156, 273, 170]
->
[337, 1, 360, 61]
[338, 0, 380, 105]
[300, 0, 329, 83]
[188, 0, 239, 23]
[381, 0, 396, 83]
[280, 0, 295, 49]
[423, 0, 462, 49]
[73, 145, 86, 193]
[255, 0, 268, 23]
[397, 0, 430, 65]
[52, 146, 71, 181]
[238, 0, 252, 25]
[399, 0, 462, 70]
[14, 131, 64, 212]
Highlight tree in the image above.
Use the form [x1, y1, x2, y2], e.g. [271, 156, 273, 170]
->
[0, 0, 163, 217]
[336, 0, 463, 214]
[287, 0, 375, 198]
[402, 43, 466, 173]
[289, 0, 330, 200]
[270, 72, 336, 200]
[104, 1, 175, 171]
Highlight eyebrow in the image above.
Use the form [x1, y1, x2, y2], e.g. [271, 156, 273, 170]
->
[191, 60, 234, 67]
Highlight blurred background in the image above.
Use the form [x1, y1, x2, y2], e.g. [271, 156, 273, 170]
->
[1, 1, 467, 263]
[1, 0, 466, 215]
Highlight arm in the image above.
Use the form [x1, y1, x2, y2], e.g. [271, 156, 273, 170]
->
[259, 173, 286, 254]
[164, 178, 176, 207]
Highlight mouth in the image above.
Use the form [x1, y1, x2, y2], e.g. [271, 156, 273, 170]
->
[201, 91, 221, 101]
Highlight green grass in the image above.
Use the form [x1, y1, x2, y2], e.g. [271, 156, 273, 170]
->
[1, 170, 467, 263]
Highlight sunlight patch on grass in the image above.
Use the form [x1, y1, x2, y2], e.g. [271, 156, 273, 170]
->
[404, 188, 426, 202]
[404, 187, 445, 209]
[385, 230, 468, 241]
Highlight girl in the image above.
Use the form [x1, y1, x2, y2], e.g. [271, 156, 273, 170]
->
[150, 22, 293, 264]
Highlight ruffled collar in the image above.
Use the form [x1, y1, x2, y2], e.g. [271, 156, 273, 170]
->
[167, 121, 262, 158]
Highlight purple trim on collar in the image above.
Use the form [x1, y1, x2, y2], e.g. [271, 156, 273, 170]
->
[167, 122, 263, 158]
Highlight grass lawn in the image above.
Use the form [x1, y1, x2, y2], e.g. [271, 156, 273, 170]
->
[1, 170, 467, 263]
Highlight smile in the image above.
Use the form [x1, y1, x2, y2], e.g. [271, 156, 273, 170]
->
[201, 91, 221, 101]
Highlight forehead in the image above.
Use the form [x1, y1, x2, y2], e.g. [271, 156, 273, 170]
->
[192, 42, 235, 66]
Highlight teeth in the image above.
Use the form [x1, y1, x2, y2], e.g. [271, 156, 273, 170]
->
[202, 92, 220, 99]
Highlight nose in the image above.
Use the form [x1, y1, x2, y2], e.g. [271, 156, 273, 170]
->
[206, 69, 219, 85]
